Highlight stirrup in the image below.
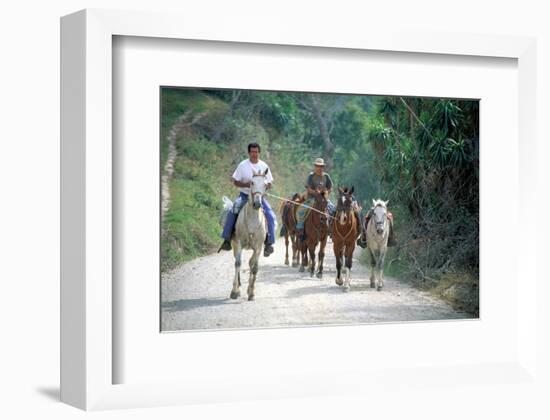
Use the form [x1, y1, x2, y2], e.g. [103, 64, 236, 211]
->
[263, 243, 274, 257]
[217, 240, 232, 252]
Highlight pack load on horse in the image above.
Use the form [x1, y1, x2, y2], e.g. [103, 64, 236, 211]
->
[358, 201, 396, 248]
[332, 186, 360, 291]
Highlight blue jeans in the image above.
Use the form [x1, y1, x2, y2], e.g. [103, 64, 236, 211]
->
[221, 192, 276, 245]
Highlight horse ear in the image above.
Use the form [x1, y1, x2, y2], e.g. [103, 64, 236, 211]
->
[350, 186, 354, 194]
[384, 200, 389, 207]
[372, 199, 376, 206]
[338, 186, 344, 194]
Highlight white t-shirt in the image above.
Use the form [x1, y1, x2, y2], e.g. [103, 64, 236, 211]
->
[232, 159, 274, 195]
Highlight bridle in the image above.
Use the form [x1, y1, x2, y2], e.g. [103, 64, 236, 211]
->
[373, 204, 388, 233]
[250, 173, 266, 206]
[333, 193, 356, 241]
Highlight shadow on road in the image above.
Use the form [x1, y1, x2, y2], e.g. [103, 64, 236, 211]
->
[257, 262, 337, 283]
[284, 283, 342, 297]
[162, 297, 235, 312]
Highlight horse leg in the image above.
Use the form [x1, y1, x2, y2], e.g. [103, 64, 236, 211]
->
[377, 249, 387, 291]
[284, 232, 290, 266]
[308, 243, 316, 277]
[230, 243, 242, 299]
[291, 233, 298, 267]
[296, 234, 302, 267]
[343, 247, 353, 292]
[299, 238, 307, 273]
[316, 235, 327, 279]
[335, 245, 343, 286]
[247, 248, 260, 301]
[369, 249, 376, 288]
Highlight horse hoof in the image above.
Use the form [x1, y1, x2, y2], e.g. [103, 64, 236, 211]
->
[316, 272, 323, 279]
[299, 266, 305, 272]
[370, 282, 375, 288]
[248, 295, 255, 301]
[336, 278, 343, 286]
[284, 260, 289, 266]
[230, 291, 240, 299]
[377, 286, 382, 292]
[343, 286, 350, 293]
[291, 262, 297, 267]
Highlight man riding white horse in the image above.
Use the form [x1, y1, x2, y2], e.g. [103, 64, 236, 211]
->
[218, 142, 276, 257]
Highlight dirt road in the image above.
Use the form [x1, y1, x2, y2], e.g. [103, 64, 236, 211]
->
[161, 238, 472, 331]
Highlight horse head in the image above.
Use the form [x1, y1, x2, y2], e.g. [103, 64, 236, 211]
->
[371, 198, 389, 234]
[250, 168, 269, 209]
[313, 187, 328, 211]
[337, 186, 355, 223]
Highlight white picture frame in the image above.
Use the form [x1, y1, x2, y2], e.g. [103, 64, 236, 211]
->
[61, 8, 544, 412]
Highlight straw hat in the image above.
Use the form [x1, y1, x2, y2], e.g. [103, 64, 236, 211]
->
[313, 158, 325, 166]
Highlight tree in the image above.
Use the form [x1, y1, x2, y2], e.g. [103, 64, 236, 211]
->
[290, 93, 348, 170]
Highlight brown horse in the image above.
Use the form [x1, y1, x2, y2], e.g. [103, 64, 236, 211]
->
[332, 186, 359, 292]
[280, 193, 303, 267]
[298, 189, 329, 278]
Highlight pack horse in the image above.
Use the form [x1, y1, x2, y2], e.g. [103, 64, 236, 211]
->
[366, 199, 391, 291]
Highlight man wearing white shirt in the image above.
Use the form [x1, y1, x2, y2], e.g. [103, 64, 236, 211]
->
[219, 142, 276, 256]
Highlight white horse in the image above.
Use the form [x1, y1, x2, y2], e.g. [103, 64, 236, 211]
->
[366, 199, 390, 291]
[230, 169, 268, 301]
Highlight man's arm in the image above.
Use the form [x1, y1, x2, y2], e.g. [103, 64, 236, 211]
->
[306, 185, 317, 195]
[232, 177, 250, 188]
[305, 173, 316, 194]
[265, 165, 274, 190]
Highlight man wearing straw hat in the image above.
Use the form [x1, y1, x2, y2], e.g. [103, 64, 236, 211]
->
[295, 158, 336, 241]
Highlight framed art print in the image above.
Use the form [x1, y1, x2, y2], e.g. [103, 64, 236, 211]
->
[61, 8, 544, 412]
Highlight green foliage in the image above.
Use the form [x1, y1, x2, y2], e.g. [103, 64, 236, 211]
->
[357, 96, 479, 313]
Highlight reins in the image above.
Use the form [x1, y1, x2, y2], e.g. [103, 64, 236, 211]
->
[333, 209, 357, 242]
[265, 192, 336, 220]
